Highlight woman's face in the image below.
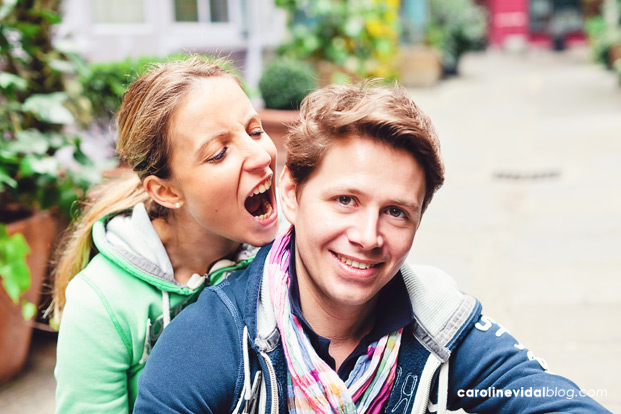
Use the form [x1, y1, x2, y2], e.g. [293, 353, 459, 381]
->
[167, 76, 279, 247]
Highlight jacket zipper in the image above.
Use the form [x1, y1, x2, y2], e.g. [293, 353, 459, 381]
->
[259, 350, 278, 414]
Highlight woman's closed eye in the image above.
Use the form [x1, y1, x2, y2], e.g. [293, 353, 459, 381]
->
[249, 130, 265, 139]
[207, 147, 227, 163]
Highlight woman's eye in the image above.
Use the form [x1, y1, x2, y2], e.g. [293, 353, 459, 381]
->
[207, 147, 227, 162]
[250, 130, 264, 139]
[386, 207, 407, 219]
[337, 196, 354, 206]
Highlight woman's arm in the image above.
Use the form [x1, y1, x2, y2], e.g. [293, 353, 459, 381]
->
[55, 275, 132, 414]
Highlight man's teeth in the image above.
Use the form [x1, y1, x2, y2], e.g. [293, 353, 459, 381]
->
[336, 254, 374, 270]
[252, 177, 272, 196]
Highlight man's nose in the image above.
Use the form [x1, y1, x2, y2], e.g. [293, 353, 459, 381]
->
[348, 211, 384, 250]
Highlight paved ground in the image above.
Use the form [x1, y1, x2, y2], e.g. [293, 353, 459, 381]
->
[405, 47, 621, 411]
[0, 47, 619, 413]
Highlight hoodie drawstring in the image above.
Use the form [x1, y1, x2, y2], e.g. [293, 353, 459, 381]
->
[162, 290, 171, 328]
[437, 361, 449, 414]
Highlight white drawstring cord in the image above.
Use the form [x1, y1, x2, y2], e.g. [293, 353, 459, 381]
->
[437, 361, 449, 414]
[162, 290, 171, 328]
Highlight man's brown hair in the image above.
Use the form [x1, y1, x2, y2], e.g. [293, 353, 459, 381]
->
[285, 81, 445, 213]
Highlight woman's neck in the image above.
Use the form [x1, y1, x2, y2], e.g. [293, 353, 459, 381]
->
[152, 216, 240, 285]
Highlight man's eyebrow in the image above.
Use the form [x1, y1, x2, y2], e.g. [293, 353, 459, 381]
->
[390, 197, 421, 211]
[325, 186, 420, 210]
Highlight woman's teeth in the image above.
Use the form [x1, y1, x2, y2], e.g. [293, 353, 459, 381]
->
[336, 254, 374, 270]
[253, 177, 272, 196]
[255, 199, 273, 220]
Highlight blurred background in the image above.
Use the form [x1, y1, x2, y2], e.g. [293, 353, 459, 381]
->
[1, 0, 620, 412]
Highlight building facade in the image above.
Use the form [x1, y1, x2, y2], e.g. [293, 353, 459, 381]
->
[57, 0, 287, 88]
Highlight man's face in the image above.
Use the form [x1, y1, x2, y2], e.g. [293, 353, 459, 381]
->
[280, 135, 427, 313]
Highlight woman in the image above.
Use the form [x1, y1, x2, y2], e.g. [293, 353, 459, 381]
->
[52, 56, 279, 413]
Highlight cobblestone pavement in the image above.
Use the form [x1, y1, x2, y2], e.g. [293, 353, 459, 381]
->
[1, 47, 619, 413]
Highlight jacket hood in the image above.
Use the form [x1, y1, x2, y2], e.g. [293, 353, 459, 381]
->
[92, 203, 257, 294]
[92, 203, 192, 293]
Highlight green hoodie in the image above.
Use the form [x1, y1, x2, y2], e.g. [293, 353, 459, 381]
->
[54, 204, 254, 413]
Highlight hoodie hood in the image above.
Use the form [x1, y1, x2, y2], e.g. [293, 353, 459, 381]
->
[92, 203, 257, 294]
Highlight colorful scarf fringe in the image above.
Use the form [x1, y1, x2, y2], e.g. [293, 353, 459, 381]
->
[267, 230, 403, 414]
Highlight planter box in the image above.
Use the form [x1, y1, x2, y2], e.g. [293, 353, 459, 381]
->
[0, 211, 58, 384]
[398, 46, 442, 88]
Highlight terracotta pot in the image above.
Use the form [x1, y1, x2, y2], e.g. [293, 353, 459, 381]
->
[0, 211, 58, 385]
[258, 108, 300, 178]
[315, 60, 360, 88]
[398, 46, 442, 88]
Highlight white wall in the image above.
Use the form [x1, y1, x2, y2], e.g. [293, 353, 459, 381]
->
[56, 0, 287, 89]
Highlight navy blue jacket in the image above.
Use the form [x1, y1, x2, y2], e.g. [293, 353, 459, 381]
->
[134, 244, 611, 413]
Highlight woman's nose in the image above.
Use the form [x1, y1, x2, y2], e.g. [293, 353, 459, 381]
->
[243, 136, 273, 172]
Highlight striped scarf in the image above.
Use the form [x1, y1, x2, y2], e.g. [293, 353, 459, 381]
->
[267, 229, 403, 414]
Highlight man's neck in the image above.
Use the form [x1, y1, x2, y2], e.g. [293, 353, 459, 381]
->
[297, 277, 378, 370]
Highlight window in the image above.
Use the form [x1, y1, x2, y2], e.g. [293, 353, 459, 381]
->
[92, 0, 145, 24]
[173, 0, 230, 23]
[209, 0, 228, 23]
[175, 0, 199, 22]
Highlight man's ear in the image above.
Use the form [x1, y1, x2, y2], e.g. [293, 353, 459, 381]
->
[143, 175, 183, 210]
[278, 166, 299, 225]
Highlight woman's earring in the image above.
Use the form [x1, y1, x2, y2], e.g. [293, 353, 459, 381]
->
[175, 202, 181, 209]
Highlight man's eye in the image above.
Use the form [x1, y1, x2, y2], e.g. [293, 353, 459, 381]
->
[337, 196, 353, 206]
[386, 207, 407, 219]
[207, 147, 227, 162]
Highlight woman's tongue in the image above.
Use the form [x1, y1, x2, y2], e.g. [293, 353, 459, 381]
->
[245, 195, 263, 216]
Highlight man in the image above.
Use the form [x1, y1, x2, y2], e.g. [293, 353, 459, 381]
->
[134, 83, 610, 413]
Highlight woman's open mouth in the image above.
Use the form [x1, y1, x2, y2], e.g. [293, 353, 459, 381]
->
[244, 176, 274, 221]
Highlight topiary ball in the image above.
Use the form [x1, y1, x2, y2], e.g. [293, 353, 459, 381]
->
[259, 58, 317, 110]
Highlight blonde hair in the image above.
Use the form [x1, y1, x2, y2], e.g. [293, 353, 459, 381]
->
[50, 56, 239, 321]
[286, 81, 444, 213]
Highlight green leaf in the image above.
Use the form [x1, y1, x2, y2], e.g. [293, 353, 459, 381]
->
[0, 227, 31, 304]
[0, 166, 17, 188]
[0, 72, 28, 91]
[21, 300, 37, 320]
[0, 0, 18, 21]
[19, 155, 60, 176]
[48, 59, 75, 74]
[14, 130, 51, 155]
[37, 9, 62, 25]
[22, 92, 75, 124]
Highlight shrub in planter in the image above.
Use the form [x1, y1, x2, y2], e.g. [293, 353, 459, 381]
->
[258, 58, 317, 176]
[425, 0, 487, 76]
[81, 54, 246, 121]
[259, 58, 317, 110]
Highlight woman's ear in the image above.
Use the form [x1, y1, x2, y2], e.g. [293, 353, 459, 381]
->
[143, 175, 184, 210]
[278, 166, 299, 225]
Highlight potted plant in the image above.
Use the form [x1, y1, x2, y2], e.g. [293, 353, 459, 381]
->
[585, 12, 621, 70]
[275, 0, 400, 85]
[0, 0, 100, 384]
[258, 57, 317, 174]
[425, 0, 487, 76]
